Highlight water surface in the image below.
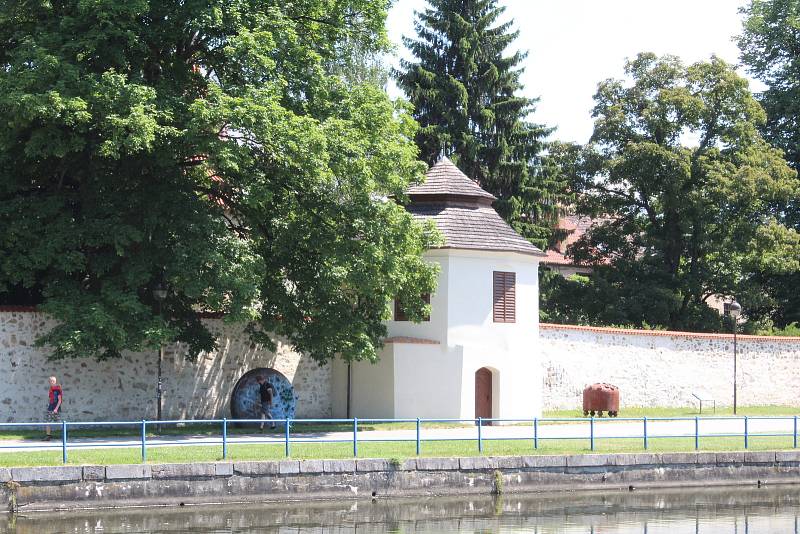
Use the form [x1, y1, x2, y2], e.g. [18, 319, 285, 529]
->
[4, 486, 800, 533]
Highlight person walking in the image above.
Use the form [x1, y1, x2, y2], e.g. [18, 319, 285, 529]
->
[256, 375, 276, 430]
[43, 376, 63, 441]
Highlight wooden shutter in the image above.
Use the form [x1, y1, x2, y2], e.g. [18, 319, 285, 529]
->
[395, 293, 431, 322]
[493, 271, 516, 323]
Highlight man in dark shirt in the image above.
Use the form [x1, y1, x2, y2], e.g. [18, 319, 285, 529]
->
[256, 375, 276, 430]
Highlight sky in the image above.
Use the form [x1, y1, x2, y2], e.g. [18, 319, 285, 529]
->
[385, 0, 754, 144]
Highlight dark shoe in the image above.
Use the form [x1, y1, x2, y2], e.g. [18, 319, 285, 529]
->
[42, 435, 52, 441]
[270, 423, 276, 429]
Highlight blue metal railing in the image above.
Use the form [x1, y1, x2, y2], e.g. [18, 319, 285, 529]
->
[0, 414, 798, 464]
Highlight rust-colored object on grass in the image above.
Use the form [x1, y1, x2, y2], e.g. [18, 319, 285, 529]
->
[582, 383, 619, 417]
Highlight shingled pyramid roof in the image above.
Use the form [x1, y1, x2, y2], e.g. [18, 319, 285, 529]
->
[406, 157, 496, 202]
[406, 157, 544, 257]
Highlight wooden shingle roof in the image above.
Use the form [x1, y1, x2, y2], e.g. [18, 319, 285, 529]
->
[406, 158, 544, 257]
[407, 157, 496, 202]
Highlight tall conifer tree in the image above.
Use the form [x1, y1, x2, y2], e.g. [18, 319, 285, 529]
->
[396, 0, 562, 249]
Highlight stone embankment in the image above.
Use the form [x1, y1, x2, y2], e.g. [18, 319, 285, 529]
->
[3, 451, 800, 512]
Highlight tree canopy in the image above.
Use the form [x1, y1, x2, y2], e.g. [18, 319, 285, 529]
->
[738, 0, 800, 172]
[395, 0, 564, 249]
[737, 0, 800, 328]
[544, 53, 800, 331]
[0, 0, 439, 362]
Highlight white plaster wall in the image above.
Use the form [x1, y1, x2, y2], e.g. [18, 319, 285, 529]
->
[446, 250, 542, 420]
[335, 347, 395, 419]
[0, 311, 331, 422]
[384, 249, 543, 420]
[393, 343, 460, 419]
[387, 252, 449, 343]
[540, 325, 800, 410]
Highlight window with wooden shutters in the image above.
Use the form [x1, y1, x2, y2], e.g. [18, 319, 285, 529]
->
[394, 293, 431, 322]
[493, 271, 516, 323]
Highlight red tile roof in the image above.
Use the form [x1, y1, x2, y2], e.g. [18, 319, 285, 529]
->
[540, 323, 800, 342]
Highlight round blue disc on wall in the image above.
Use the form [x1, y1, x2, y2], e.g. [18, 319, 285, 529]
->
[230, 368, 297, 422]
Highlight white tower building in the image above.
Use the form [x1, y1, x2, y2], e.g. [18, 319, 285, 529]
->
[332, 157, 544, 420]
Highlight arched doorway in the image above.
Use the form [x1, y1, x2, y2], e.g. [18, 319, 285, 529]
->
[475, 367, 493, 423]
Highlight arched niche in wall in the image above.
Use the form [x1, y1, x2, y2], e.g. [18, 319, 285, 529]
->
[230, 368, 297, 422]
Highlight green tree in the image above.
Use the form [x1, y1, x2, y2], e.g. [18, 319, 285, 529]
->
[737, 0, 800, 327]
[0, 0, 439, 363]
[395, 0, 563, 249]
[738, 0, 800, 172]
[547, 53, 800, 331]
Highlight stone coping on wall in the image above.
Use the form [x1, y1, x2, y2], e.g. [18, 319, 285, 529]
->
[4, 450, 800, 484]
[5, 451, 800, 511]
[540, 323, 800, 342]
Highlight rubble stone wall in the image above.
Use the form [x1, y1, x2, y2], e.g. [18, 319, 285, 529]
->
[540, 324, 800, 410]
[0, 310, 331, 422]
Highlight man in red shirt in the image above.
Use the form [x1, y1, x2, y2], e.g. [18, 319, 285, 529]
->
[44, 376, 63, 441]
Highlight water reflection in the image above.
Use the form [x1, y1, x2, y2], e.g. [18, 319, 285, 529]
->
[3, 486, 800, 533]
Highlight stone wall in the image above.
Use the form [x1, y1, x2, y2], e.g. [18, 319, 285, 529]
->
[0, 309, 331, 422]
[540, 324, 800, 410]
[4, 310, 800, 422]
[3, 451, 800, 511]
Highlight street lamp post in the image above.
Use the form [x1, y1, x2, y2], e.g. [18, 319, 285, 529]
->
[726, 300, 742, 415]
[153, 282, 168, 428]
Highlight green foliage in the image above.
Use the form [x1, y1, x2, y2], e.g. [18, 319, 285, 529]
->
[737, 0, 800, 327]
[754, 321, 800, 337]
[395, 0, 566, 250]
[738, 0, 800, 172]
[547, 54, 800, 332]
[0, 0, 439, 363]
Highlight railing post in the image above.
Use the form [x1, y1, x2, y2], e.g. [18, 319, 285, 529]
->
[61, 420, 68, 464]
[794, 416, 798, 449]
[643, 417, 648, 450]
[694, 416, 700, 450]
[353, 417, 358, 458]
[590, 417, 595, 451]
[477, 417, 483, 453]
[141, 420, 147, 463]
[415, 417, 421, 456]
[222, 418, 228, 460]
[744, 416, 749, 449]
[533, 418, 539, 450]
[285, 418, 291, 457]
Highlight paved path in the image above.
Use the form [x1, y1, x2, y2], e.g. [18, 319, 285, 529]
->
[1, 416, 796, 454]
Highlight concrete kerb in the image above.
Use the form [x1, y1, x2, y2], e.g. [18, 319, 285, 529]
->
[214, 462, 234, 477]
[233, 461, 279, 476]
[278, 460, 300, 475]
[82, 466, 105, 481]
[323, 460, 356, 473]
[416, 458, 459, 471]
[3, 450, 798, 485]
[566, 454, 614, 468]
[4, 451, 800, 510]
[10, 466, 82, 483]
[299, 460, 324, 473]
[105, 465, 151, 480]
[776, 451, 800, 463]
[521, 455, 567, 468]
[356, 459, 392, 472]
[152, 463, 216, 479]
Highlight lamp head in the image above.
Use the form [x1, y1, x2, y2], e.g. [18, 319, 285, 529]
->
[153, 285, 168, 302]
[728, 300, 742, 319]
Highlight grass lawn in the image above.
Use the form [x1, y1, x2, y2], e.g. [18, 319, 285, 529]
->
[543, 405, 800, 419]
[2, 406, 796, 441]
[0, 420, 470, 442]
[0, 434, 797, 467]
